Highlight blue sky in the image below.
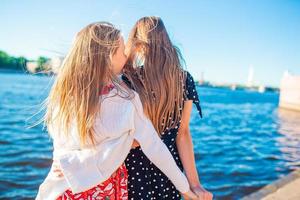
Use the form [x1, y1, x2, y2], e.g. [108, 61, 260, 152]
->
[1, 0, 300, 87]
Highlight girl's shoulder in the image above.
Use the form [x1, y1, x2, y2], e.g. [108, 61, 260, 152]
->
[183, 70, 203, 118]
[183, 70, 194, 83]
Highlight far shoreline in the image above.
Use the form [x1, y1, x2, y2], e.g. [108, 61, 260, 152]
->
[0, 69, 279, 92]
[0, 68, 26, 74]
[0, 68, 54, 77]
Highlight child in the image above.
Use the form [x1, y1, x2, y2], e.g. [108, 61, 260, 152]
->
[123, 16, 213, 200]
[36, 22, 198, 200]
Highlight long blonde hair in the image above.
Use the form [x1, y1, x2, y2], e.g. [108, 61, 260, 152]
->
[124, 16, 186, 135]
[45, 22, 125, 146]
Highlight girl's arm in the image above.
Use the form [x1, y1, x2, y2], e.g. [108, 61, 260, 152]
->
[176, 100, 200, 187]
[176, 100, 213, 200]
[132, 94, 194, 196]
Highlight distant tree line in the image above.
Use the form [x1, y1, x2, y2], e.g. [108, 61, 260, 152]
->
[36, 56, 50, 72]
[0, 50, 49, 72]
[0, 50, 27, 70]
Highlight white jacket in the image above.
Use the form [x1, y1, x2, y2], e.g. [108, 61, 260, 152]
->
[36, 89, 189, 199]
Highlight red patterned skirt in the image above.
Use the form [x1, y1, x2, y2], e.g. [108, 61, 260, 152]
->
[57, 164, 128, 200]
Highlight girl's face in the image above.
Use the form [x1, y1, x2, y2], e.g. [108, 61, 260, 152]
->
[111, 36, 127, 75]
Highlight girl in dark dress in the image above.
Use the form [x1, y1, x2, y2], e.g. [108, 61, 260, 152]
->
[123, 16, 213, 200]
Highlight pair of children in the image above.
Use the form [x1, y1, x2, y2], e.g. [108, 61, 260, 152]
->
[36, 22, 198, 199]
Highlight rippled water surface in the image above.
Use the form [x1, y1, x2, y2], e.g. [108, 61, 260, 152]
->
[0, 72, 299, 199]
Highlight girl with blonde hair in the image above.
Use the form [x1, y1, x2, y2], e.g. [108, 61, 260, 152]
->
[36, 22, 197, 200]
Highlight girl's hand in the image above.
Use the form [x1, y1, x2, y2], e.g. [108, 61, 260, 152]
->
[52, 160, 64, 178]
[131, 139, 140, 148]
[182, 189, 198, 199]
[191, 185, 213, 200]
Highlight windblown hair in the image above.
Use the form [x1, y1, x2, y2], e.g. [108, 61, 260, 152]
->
[44, 22, 126, 146]
[124, 16, 186, 135]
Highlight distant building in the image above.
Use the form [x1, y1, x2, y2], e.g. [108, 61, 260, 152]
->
[26, 61, 38, 73]
[258, 85, 266, 93]
[231, 84, 237, 91]
[47, 56, 64, 74]
[199, 72, 205, 85]
[247, 66, 254, 87]
[279, 71, 300, 111]
[26, 56, 64, 74]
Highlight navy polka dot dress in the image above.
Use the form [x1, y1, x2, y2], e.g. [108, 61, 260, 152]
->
[123, 71, 202, 200]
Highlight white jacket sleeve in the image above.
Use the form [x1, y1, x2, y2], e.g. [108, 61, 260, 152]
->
[131, 94, 190, 194]
[57, 148, 104, 193]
